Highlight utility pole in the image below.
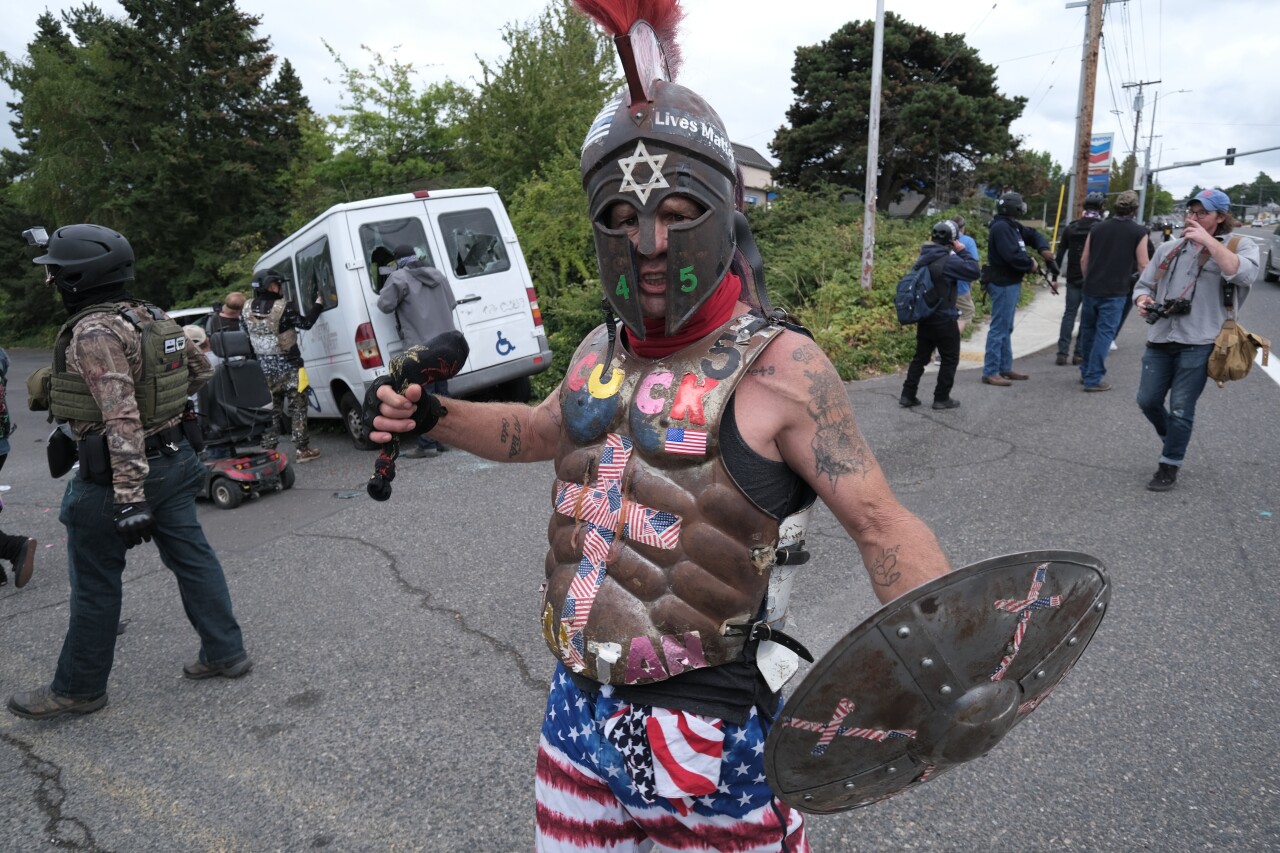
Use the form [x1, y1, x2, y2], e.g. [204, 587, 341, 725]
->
[859, 0, 885, 291]
[1066, 0, 1107, 224]
[1121, 78, 1161, 166]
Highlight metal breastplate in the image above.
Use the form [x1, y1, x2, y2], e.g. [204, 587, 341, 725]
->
[543, 313, 786, 685]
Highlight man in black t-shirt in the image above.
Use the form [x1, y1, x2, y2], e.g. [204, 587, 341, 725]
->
[1077, 191, 1150, 390]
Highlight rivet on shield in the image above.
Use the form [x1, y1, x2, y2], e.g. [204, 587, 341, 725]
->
[803, 795, 813, 802]
[887, 766, 897, 774]
[1035, 670, 1047, 679]
[921, 657, 934, 668]
[1095, 602, 1105, 612]
[1068, 636, 1079, 646]
[896, 626, 911, 639]
[844, 781, 856, 790]
[940, 684, 953, 696]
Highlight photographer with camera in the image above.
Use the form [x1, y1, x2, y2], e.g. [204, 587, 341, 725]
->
[1133, 189, 1259, 491]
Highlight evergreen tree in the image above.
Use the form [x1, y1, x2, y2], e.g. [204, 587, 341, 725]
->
[3, 0, 308, 308]
[771, 13, 1024, 211]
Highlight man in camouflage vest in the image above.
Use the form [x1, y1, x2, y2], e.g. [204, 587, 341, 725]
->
[243, 268, 323, 463]
[8, 224, 252, 721]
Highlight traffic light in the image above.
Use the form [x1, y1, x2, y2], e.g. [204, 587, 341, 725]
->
[1225, 147, 1236, 166]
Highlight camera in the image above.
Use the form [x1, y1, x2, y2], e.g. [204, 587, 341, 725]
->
[1144, 297, 1192, 324]
[22, 226, 49, 249]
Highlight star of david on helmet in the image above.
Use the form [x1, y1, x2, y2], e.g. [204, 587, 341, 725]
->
[575, 0, 738, 339]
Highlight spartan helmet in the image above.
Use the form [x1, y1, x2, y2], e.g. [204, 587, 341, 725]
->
[579, 19, 738, 340]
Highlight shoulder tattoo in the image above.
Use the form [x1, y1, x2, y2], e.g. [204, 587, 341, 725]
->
[804, 367, 870, 486]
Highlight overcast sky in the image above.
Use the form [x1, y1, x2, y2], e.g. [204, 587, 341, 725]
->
[2, 0, 1277, 204]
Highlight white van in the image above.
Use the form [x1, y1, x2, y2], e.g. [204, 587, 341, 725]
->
[252, 188, 553, 447]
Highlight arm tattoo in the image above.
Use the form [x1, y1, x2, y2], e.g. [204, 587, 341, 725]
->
[804, 368, 870, 486]
[869, 545, 902, 588]
[792, 346, 815, 364]
[500, 416, 523, 459]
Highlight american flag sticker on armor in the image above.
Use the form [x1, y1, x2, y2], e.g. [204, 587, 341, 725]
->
[664, 427, 706, 456]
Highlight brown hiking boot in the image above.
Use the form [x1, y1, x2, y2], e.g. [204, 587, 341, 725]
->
[1000, 371, 1029, 380]
[1055, 353, 1069, 366]
[8, 686, 108, 720]
[982, 374, 1013, 386]
[295, 447, 321, 464]
[183, 656, 254, 680]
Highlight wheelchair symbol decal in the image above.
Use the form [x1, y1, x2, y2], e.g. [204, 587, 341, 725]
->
[495, 331, 516, 357]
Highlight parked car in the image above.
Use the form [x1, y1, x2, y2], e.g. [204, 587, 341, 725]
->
[252, 188, 553, 448]
[1265, 224, 1280, 283]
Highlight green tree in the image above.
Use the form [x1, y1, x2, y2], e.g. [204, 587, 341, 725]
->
[3, 0, 308, 308]
[771, 12, 1025, 210]
[977, 146, 1066, 222]
[456, 1, 617, 200]
[311, 42, 466, 201]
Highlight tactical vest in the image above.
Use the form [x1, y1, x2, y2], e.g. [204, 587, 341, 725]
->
[543, 312, 787, 686]
[244, 299, 292, 357]
[49, 301, 190, 430]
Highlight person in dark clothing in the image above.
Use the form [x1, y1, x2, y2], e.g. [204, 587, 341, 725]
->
[207, 291, 246, 334]
[1077, 190, 1150, 391]
[900, 221, 981, 410]
[0, 346, 36, 588]
[1053, 193, 1105, 365]
[982, 191, 1058, 386]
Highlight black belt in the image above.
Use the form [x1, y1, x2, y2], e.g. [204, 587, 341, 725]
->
[724, 621, 814, 662]
[144, 425, 185, 457]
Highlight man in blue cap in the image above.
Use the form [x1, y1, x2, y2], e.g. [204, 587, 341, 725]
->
[1133, 188, 1260, 491]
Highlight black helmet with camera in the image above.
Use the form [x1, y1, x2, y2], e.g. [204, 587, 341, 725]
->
[30, 224, 135, 296]
[251, 268, 288, 292]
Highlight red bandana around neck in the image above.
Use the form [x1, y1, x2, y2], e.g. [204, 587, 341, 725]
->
[626, 272, 743, 359]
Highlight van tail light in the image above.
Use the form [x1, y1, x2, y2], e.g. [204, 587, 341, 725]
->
[355, 322, 384, 369]
[526, 287, 544, 327]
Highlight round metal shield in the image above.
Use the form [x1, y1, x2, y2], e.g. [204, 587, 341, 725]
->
[764, 550, 1110, 814]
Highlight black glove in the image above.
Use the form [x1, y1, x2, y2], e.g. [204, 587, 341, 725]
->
[114, 501, 155, 549]
[362, 377, 448, 438]
[1044, 257, 1061, 278]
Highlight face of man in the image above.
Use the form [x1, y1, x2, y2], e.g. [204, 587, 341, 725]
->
[606, 194, 707, 320]
[1184, 202, 1225, 234]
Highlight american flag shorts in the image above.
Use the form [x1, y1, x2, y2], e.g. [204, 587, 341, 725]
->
[535, 664, 809, 853]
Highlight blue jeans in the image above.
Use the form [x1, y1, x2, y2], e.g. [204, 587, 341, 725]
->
[1135, 343, 1212, 466]
[983, 283, 1021, 377]
[1057, 282, 1084, 357]
[1077, 295, 1126, 387]
[417, 379, 449, 450]
[53, 443, 246, 699]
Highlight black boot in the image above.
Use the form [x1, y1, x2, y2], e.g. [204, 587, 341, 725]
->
[1146, 463, 1178, 492]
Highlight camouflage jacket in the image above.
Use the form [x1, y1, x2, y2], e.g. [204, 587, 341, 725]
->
[65, 309, 213, 503]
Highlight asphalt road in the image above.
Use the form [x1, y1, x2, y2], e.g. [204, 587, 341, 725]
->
[1, 271, 1278, 852]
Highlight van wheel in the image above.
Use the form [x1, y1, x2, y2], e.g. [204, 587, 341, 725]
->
[493, 376, 532, 404]
[340, 390, 377, 450]
[211, 478, 243, 510]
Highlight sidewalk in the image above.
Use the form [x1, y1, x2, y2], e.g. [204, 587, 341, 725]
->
[956, 284, 1063, 370]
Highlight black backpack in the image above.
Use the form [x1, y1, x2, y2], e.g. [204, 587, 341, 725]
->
[894, 256, 949, 324]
